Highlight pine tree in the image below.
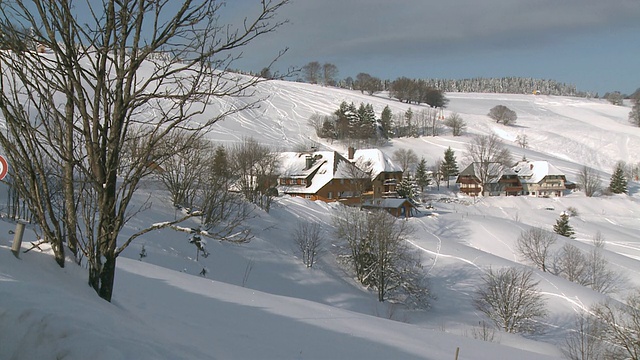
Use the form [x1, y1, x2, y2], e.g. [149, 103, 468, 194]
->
[396, 178, 417, 200]
[609, 161, 628, 194]
[441, 147, 459, 188]
[553, 213, 575, 238]
[414, 157, 430, 192]
[355, 103, 375, 139]
[380, 105, 393, 138]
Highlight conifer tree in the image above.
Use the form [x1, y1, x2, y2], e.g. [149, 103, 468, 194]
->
[441, 147, 459, 188]
[380, 105, 393, 138]
[609, 161, 628, 194]
[396, 178, 417, 200]
[415, 157, 431, 192]
[553, 213, 576, 239]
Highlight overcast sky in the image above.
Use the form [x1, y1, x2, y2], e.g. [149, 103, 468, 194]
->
[223, 0, 640, 95]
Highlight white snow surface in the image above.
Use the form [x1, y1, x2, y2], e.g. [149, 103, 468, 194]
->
[2, 69, 640, 359]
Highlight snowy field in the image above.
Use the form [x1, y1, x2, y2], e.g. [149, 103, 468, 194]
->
[1, 74, 639, 359]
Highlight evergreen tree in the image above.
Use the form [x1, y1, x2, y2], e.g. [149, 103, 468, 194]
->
[414, 157, 431, 192]
[355, 103, 375, 139]
[441, 147, 459, 188]
[320, 118, 336, 139]
[334, 101, 358, 139]
[380, 105, 393, 138]
[396, 178, 417, 200]
[609, 161, 628, 194]
[553, 213, 575, 239]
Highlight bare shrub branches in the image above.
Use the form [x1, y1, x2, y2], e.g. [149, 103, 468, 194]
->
[293, 222, 325, 268]
[474, 267, 547, 333]
[516, 227, 557, 272]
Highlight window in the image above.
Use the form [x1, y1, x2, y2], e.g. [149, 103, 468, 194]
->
[328, 192, 333, 199]
[305, 195, 312, 199]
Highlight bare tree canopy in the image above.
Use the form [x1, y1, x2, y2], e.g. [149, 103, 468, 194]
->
[474, 267, 547, 333]
[488, 105, 517, 125]
[302, 61, 321, 84]
[0, 0, 289, 301]
[577, 166, 602, 197]
[444, 113, 466, 136]
[516, 227, 557, 272]
[592, 289, 640, 359]
[392, 148, 418, 176]
[464, 134, 512, 194]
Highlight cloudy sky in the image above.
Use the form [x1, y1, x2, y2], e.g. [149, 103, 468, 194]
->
[223, 0, 640, 95]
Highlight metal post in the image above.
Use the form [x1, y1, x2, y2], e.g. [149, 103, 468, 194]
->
[11, 221, 26, 259]
[454, 347, 460, 360]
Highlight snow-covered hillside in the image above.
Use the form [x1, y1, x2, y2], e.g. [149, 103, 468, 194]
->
[1, 77, 639, 359]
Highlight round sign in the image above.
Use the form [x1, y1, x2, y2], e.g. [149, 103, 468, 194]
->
[0, 155, 8, 180]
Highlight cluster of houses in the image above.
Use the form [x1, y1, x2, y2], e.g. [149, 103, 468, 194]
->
[277, 147, 415, 218]
[456, 160, 570, 197]
[274, 147, 569, 218]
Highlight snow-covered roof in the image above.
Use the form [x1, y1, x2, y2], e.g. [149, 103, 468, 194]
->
[350, 149, 402, 179]
[278, 151, 368, 194]
[458, 162, 513, 183]
[512, 160, 565, 184]
[362, 198, 415, 209]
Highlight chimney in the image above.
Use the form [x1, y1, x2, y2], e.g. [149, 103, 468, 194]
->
[530, 164, 534, 170]
[348, 146, 355, 160]
[305, 155, 313, 170]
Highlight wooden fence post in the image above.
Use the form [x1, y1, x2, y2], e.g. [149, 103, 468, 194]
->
[11, 221, 26, 258]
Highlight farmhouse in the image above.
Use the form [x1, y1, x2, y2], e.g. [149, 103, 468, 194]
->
[277, 150, 369, 205]
[512, 160, 566, 197]
[456, 162, 520, 196]
[456, 160, 566, 197]
[346, 147, 403, 200]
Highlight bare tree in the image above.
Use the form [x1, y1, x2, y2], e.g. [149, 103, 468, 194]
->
[586, 232, 626, 295]
[302, 61, 321, 84]
[577, 166, 602, 197]
[444, 113, 466, 136]
[516, 227, 557, 272]
[333, 207, 429, 307]
[0, 0, 290, 302]
[592, 289, 640, 360]
[488, 105, 517, 125]
[322, 63, 338, 86]
[556, 243, 588, 285]
[465, 134, 512, 195]
[431, 158, 443, 191]
[293, 222, 325, 268]
[474, 267, 547, 333]
[229, 137, 280, 212]
[392, 148, 418, 176]
[157, 131, 212, 209]
[515, 134, 529, 149]
[562, 312, 605, 360]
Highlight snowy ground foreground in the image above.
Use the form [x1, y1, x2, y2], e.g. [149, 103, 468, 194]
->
[1, 72, 640, 359]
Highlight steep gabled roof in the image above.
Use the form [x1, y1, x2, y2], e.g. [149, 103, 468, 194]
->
[278, 151, 367, 194]
[351, 149, 402, 179]
[512, 160, 565, 184]
[457, 162, 512, 184]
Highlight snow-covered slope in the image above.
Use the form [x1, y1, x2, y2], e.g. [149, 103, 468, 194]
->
[1, 75, 639, 359]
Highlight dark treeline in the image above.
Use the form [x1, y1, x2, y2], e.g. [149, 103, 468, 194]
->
[298, 62, 595, 97]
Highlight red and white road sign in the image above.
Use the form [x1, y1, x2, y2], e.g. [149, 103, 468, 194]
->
[0, 155, 8, 180]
